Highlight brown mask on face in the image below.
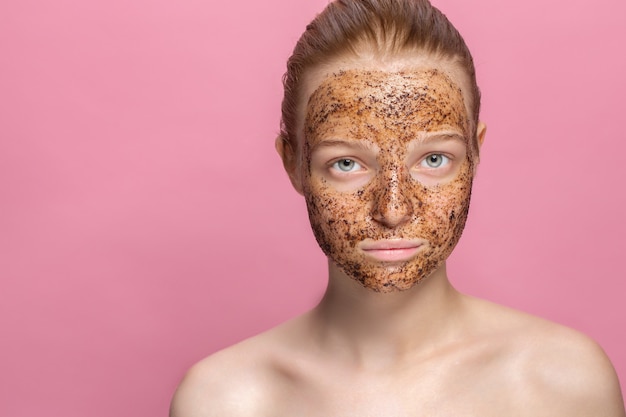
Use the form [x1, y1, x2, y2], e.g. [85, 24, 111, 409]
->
[302, 68, 476, 293]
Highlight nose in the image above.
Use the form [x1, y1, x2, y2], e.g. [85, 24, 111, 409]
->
[371, 167, 413, 228]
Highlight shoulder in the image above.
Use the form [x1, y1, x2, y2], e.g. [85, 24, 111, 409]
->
[169, 345, 269, 417]
[519, 323, 625, 416]
[465, 297, 625, 416]
[169, 319, 305, 417]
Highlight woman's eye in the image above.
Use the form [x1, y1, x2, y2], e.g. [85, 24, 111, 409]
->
[421, 154, 449, 168]
[332, 158, 362, 172]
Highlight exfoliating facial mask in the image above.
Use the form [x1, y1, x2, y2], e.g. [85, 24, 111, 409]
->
[302, 68, 475, 292]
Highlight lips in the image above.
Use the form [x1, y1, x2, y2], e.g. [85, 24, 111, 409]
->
[359, 239, 426, 262]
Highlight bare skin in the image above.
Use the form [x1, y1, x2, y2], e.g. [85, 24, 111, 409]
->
[170, 55, 625, 417]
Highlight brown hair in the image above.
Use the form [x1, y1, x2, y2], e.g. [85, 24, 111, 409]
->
[279, 0, 481, 158]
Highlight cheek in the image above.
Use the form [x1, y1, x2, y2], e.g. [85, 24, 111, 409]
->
[417, 163, 474, 243]
[303, 178, 369, 249]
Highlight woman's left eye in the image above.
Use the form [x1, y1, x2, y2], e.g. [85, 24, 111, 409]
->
[332, 158, 362, 172]
[421, 154, 449, 168]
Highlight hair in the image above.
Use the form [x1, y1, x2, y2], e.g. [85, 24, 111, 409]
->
[279, 0, 481, 159]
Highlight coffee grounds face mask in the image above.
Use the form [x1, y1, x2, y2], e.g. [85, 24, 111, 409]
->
[302, 68, 475, 292]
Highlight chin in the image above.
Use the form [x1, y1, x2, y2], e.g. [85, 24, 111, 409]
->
[354, 270, 426, 293]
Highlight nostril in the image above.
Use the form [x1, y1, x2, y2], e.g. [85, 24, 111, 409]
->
[371, 183, 413, 228]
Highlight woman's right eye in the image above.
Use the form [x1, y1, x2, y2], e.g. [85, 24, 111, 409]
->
[331, 158, 362, 172]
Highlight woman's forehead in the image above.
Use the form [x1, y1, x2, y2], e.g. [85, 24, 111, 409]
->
[308, 67, 464, 104]
[297, 56, 474, 139]
[304, 68, 470, 145]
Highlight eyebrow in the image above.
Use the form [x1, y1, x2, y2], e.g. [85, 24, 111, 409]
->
[309, 139, 377, 153]
[310, 132, 467, 152]
[414, 131, 467, 144]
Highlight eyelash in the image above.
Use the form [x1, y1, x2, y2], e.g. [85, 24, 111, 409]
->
[330, 158, 363, 173]
[420, 153, 450, 169]
[327, 153, 451, 175]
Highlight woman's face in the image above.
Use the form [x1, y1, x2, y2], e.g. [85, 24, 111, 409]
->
[297, 60, 478, 293]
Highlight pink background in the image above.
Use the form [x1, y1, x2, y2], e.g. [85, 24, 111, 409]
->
[1, 0, 625, 415]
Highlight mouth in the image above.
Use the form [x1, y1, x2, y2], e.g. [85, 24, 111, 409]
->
[359, 239, 426, 263]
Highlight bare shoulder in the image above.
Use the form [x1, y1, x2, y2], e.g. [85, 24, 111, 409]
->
[464, 296, 625, 416]
[169, 344, 268, 417]
[520, 319, 625, 416]
[169, 320, 302, 417]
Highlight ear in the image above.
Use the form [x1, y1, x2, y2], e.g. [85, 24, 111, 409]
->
[472, 121, 487, 176]
[275, 135, 304, 195]
[476, 121, 487, 148]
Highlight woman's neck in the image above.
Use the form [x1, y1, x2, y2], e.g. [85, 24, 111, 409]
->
[310, 260, 467, 371]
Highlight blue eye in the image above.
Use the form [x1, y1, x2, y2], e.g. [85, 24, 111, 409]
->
[422, 154, 449, 168]
[332, 158, 362, 172]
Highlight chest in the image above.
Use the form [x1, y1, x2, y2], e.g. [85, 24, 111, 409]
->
[272, 364, 528, 417]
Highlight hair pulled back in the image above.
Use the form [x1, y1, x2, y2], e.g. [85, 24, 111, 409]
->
[279, 0, 481, 157]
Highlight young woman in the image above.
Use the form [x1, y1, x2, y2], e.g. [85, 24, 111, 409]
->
[171, 0, 625, 415]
